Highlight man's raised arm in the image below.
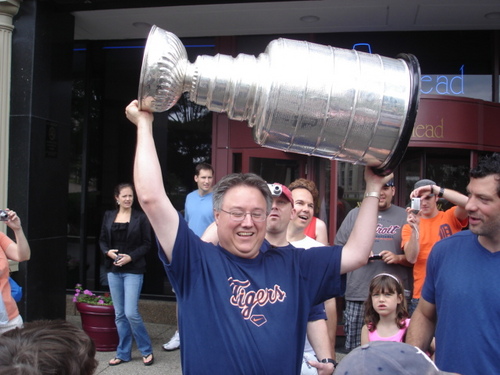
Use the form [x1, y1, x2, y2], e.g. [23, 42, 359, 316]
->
[126, 100, 179, 262]
[340, 168, 392, 274]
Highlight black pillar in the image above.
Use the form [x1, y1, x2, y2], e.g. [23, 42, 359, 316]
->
[9, 0, 74, 321]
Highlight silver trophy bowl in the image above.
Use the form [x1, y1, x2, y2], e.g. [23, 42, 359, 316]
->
[139, 26, 420, 175]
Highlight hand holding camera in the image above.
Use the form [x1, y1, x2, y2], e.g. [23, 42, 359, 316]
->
[0, 209, 8, 222]
[410, 197, 421, 214]
[0, 209, 22, 230]
[114, 255, 124, 265]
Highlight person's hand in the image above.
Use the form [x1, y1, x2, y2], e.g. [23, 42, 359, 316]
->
[3, 209, 22, 230]
[307, 359, 335, 375]
[364, 167, 393, 193]
[410, 185, 434, 199]
[107, 249, 119, 258]
[406, 207, 420, 226]
[113, 253, 132, 267]
[125, 99, 154, 127]
[380, 250, 399, 264]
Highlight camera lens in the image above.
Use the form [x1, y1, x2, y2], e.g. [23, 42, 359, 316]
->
[267, 183, 283, 197]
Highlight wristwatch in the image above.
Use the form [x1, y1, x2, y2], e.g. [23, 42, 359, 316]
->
[438, 186, 445, 198]
[320, 358, 338, 368]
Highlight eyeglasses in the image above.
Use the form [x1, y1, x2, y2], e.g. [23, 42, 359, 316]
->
[219, 209, 267, 222]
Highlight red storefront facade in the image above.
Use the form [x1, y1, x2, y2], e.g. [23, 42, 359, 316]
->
[209, 94, 500, 241]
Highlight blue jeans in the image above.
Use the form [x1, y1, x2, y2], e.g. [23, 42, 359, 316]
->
[107, 272, 153, 360]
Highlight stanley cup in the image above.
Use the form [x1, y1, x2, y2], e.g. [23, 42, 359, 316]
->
[138, 26, 420, 175]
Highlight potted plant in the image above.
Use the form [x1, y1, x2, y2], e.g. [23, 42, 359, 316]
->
[73, 284, 118, 351]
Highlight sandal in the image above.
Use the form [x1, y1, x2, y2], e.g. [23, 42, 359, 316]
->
[109, 358, 127, 366]
[143, 353, 154, 366]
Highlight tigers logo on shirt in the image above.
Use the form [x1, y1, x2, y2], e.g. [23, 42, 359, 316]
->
[228, 277, 286, 326]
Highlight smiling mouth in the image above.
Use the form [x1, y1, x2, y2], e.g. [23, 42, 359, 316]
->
[237, 232, 254, 237]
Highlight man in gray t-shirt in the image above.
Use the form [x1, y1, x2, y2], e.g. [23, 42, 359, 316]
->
[334, 180, 411, 352]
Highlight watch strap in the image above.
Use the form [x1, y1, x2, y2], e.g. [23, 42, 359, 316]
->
[364, 192, 380, 200]
[320, 358, 338, 368]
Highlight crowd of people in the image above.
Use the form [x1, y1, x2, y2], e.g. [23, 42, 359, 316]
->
[1, 98, 499, 375]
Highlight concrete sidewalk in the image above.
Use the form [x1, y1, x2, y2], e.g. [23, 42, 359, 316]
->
[67, 315, 182, 375]
[67, 314, 347, 374]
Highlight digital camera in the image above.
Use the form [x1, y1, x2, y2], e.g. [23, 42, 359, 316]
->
[267, 183, 283, 197]
[411, 197, 421, 214]
[0, 209, 8, 221]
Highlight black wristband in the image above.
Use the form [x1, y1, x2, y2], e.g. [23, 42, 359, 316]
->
[429, 184, 434, 195]
[320, 358, 338, 368]
[438, 187, 445, 198]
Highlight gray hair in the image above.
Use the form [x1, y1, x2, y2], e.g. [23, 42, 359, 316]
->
[212, 173, 272, 214]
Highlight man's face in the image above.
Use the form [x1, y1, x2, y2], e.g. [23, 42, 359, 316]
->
[466, 175, 500, 243]
[195, 169, 214, 195]
[379, 185, 395, 211]
[290, 188, 314, 230]
[416, 191, 438, 218]
[266, 196, 294, 235]
[214, 185, 267, 259]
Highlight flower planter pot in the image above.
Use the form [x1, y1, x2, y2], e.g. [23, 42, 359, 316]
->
[76, 302, 118, 352]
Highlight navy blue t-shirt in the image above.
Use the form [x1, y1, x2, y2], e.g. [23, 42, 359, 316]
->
[423, 230, 500, 375]
[159, 212, 345, 375]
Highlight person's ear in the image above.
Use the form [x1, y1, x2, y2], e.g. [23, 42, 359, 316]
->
[397, 294, 403, 304]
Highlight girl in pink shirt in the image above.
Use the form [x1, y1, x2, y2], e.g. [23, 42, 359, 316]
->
[361, 273, 410, 344]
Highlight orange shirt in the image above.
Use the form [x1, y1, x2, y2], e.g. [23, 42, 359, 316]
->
[402, 206, 467, 298]
[0, 232, 19, 320]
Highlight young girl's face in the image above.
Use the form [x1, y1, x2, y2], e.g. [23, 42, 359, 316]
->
[371, 288, 402, 317]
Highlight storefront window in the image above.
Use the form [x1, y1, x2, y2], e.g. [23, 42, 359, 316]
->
[426, 153, 470, 211]
[249, 157, 299, 185]
[420, 72, 491, 101]
[68, 38, 214, 297]
[398, 157, 421, 208]
[337, 162, 363, 228]
[312, 158, 331, 232]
